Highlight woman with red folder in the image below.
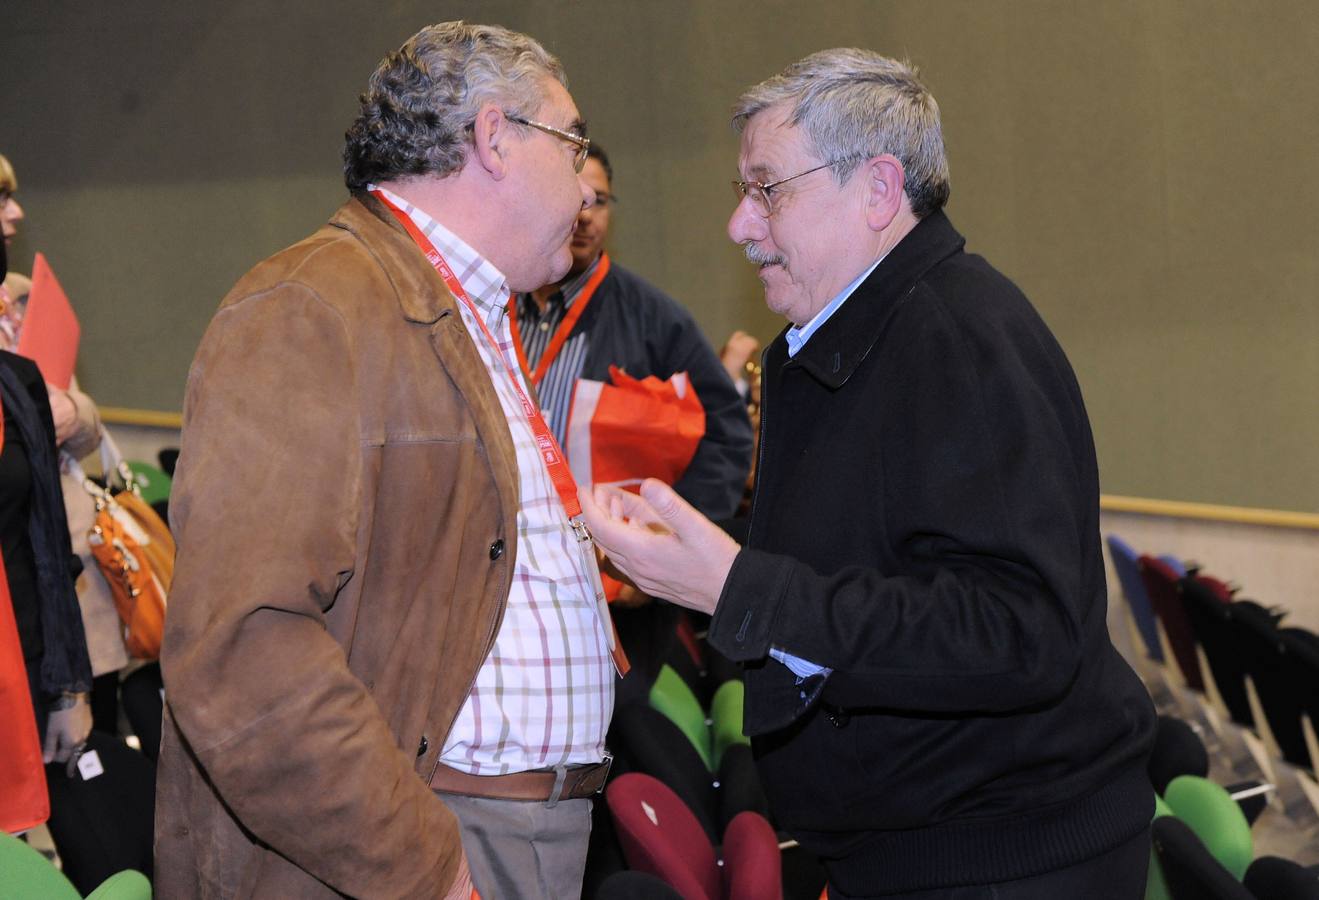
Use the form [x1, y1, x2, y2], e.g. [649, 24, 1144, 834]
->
[1, 230, 94, 835]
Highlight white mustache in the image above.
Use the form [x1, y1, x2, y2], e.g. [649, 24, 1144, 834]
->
[743, 244, 786, 267]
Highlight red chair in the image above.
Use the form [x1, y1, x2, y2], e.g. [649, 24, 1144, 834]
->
[1194, 574, 1236, 604]
[606, 773, 781, 900]
[1140, 555, 1205, 691]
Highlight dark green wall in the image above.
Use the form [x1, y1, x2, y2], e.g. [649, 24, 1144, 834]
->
[4, 1, 1317, 511]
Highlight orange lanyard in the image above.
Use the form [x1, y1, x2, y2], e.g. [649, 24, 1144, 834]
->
[507, 253, 611, 386]
[371, 189, 587, 524]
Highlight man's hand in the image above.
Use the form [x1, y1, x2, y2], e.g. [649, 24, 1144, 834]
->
[43, 693, 92, 764]
[580, 479, 740, 616]
[441, 850, 474, 900]
[46, 385, 79, 446]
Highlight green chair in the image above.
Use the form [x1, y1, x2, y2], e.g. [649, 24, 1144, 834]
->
[0, 830, 151, 899]
[1163, 775, 1253, 879]
[1145, 793, 1176, 900]
[649, 664, 714, 770]
[124, 461, 172, 507]
[710, 678, 750, 769]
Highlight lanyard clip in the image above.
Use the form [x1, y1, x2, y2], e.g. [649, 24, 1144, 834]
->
[570, 518, 593, 544]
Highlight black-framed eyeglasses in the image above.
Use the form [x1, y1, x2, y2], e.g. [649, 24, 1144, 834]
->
[731, 160, 849, 217]
[507, 115, 591, 173]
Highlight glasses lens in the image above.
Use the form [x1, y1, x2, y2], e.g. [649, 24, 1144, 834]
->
[574, 146, 587, 173]
[732, 182, 771, 216]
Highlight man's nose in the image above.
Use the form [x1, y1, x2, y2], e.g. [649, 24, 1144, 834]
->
[578, 177, 594, 210]
[728, 194, 764, 245]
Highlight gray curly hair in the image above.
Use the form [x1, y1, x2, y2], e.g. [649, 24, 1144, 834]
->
[732, 49, 950, 219]
[343, 22, 565, 191]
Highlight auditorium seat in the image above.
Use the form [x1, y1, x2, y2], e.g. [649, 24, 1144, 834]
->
[606, 773, 781, 900]
[1107, 534, 1163, 662]
[1141, 555, 1205, 691]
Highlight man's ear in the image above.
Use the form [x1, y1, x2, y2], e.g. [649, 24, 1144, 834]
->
[863, 154, 907, 232]
[472, 102, 510, 180]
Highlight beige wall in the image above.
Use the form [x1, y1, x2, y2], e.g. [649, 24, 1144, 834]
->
[4, 1, 1316, 510]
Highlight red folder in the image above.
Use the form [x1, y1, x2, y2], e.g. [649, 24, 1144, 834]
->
[16, 252, 80, 389]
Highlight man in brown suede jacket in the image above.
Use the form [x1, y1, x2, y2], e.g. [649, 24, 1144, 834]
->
[155, 22, 614, 899]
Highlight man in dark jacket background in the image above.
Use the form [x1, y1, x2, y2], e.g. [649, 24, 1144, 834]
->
[583, 48, 1156, 899]
[513, 142, 753, 704]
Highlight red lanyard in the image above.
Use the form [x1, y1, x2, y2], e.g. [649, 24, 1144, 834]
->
[371, 189, 585, 523]
[507, 253, 611, 387]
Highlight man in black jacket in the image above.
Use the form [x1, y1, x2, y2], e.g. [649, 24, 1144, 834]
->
[583, 49, 1156, 898]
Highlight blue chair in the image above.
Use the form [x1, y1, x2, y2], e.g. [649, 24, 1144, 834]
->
[1159, 554, 1188, 578]
[1107, 534, 1162, 661]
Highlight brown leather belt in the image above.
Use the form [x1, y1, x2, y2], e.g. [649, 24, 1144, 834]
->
[430, 756, 612, 803]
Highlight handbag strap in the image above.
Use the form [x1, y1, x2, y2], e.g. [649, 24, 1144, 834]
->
[66, 425, 140, 508]
[65, 453, 112, 508]
[91, 422, 143, 493]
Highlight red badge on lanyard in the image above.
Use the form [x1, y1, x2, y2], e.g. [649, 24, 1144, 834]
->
[371, 189, 629, 675]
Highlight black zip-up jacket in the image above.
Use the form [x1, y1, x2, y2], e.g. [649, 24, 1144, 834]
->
[707, 211, 1155, 894]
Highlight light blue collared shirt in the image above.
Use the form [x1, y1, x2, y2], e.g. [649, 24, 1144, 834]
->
[769, 253, 886, 682]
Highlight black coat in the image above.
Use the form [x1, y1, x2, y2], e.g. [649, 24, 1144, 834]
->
[707, 211, 1155, 894]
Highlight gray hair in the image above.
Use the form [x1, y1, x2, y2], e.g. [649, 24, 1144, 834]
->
[343, 21, 565, 190]
[732, 49, 950, 218]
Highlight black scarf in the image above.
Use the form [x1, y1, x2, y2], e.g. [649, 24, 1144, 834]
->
[0, 354, 92, 697]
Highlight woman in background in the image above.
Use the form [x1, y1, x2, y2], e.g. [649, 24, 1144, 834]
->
[0, 235, 94, 765]
[0, 153, 128, 730]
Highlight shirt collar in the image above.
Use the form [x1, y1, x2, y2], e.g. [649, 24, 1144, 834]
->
[785, 254, 887, 358]
[371, 184, 510, 326]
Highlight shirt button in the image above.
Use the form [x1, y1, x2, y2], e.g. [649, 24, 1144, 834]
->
[417, 735, 429, 757]
[489, 539, 505, 560]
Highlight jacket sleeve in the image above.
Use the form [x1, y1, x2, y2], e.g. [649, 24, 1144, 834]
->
[161, 285, 462, 897]
[662, 308, 754, 521]
[708, 287, 1095, 716]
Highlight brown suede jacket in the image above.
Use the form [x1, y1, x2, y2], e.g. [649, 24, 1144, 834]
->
[155, 194, 519, 898]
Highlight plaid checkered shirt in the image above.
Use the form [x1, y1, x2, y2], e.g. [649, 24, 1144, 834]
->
[374, 187, 614, 775]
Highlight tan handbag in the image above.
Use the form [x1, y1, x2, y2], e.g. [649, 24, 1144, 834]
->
[73, 429, 174, 659]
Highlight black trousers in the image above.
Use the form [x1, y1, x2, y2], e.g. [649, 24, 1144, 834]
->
[829, 827, 1151, 900]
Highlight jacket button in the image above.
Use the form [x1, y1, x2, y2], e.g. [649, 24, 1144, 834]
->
[489, 539, 505, 560]
[417, 735, 429, 757]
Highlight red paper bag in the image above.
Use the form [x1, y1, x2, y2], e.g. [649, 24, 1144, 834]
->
[565, 367, 705, 602]
[565, 366, 705, 491]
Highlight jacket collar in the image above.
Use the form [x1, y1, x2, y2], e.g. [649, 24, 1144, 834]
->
[330, 191, 459, 325]
[779, 209, 966, 389]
